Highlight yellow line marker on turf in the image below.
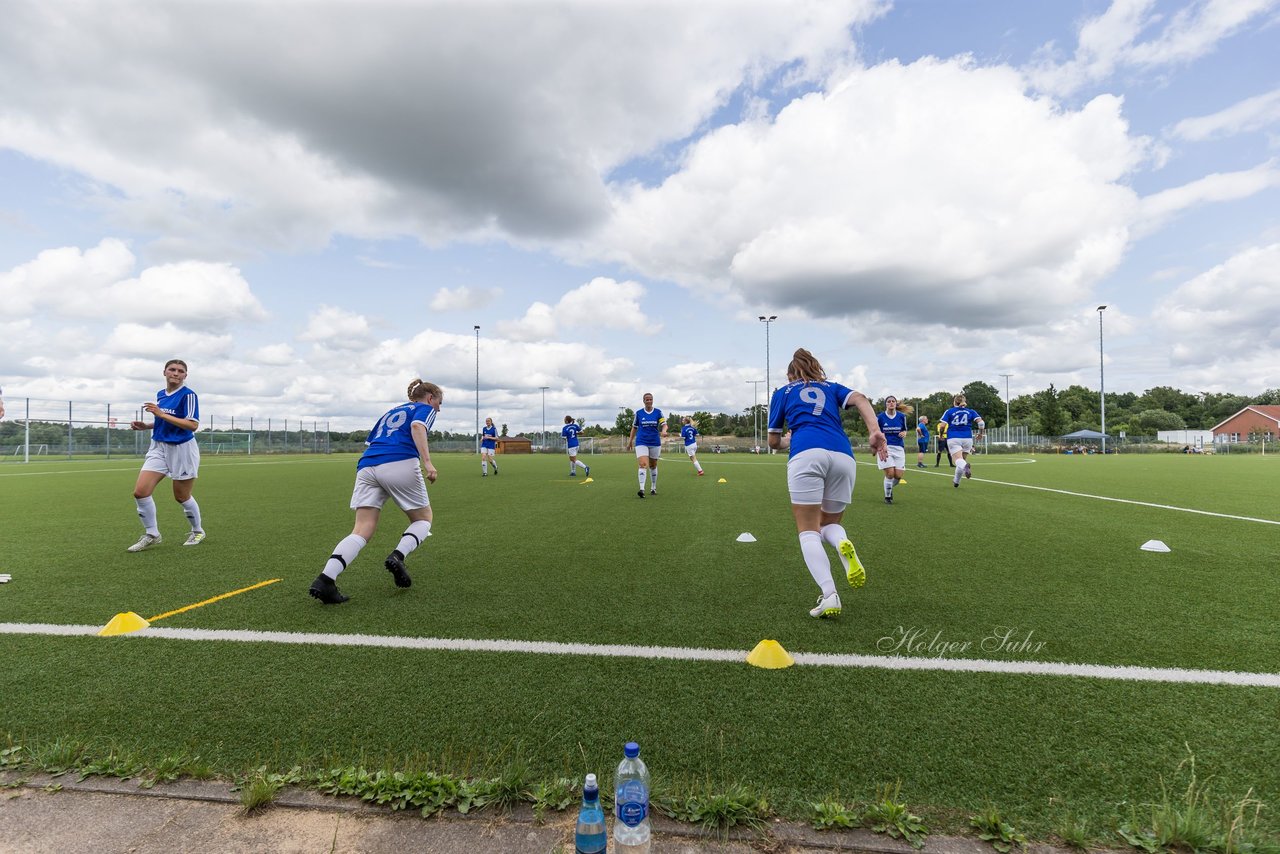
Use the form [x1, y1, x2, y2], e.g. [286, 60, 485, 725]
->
[98, 578, 282, 637]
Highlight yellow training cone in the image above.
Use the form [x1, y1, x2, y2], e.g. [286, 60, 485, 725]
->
[582, 477, 594, 483]
[99, 611, 150, 636]
[747, 639, 794, 669]
[717, 477, 727, 483]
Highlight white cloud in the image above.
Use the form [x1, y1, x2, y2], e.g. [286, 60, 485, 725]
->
[1137, 161, 1280, 232]
[496, 277, 659, 341]
[1170, 87, 1280, 141]
[103, 322, 235, 361]
[593, 58, 1146, 327]
[429, 286, 503, 312]
[298, 305, 376, 350]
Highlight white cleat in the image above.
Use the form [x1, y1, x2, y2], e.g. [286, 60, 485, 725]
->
[127, 533, 162, 552]
[183, 531, 206, 547]
[809, 592, 842, 618]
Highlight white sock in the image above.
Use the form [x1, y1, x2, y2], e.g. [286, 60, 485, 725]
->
[135, 496, 159, 535]
[884, 477, 893, 498]
[638, 469, 647, 489]
[694, 461, 703, 472]
[954, 460, 965, 482]
[395, 520, 432, 557]
[323, 534, 367, 580]
[482, 460, 488, 474]
[180, 498, 202, 533]
[650, 470, 658, 491]
[574, 459, 588, 471]
[799, 531, 836, 596]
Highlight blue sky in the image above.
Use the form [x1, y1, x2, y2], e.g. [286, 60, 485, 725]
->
[1, 0, 1278, 434]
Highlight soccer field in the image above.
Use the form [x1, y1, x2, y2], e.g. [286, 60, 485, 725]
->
[1, 451, 1277, 839]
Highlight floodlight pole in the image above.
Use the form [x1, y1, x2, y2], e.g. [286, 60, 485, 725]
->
[746, 379, 765, 450]
[474, 325, 481, 454]
[1097, 306, 1107, 455]
[540, 386, 549, 453]
[758, 315, 777, 394]
[999, 373, 1012, 441]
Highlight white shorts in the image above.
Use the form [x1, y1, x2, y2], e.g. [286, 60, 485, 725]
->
[141, 439, 200, 481]
[480, 446, 496, 458]
[786, 448, 856, 510]
[350, 458, 429, 511]
[877, 445, 907, 470]
[634, 445, 660, 460]
[947, 438, 975, 456]
[685, 443, 697, 457]
[566, 446, 579, 458]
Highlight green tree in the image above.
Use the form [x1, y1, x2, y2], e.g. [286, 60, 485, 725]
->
[961, 381, 1004, 426]
[1035, 384, 1067, 436]
[1131, 408, 1185, 434]
[614, 408, 633, 436]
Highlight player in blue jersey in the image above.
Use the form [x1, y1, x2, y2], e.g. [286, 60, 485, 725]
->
[480, 417, 499, 476]
[767, 349, 887, 619]
[915, 415, 930, 468]
[680, 416, 705, 476]
[625, 392, 667, 497]
[126, 359, 205, 552]
[876, 396, 913, 504]
[562, 415, 589, 478]
[309, 379, 443, 604]
[940, 393, 986, 488]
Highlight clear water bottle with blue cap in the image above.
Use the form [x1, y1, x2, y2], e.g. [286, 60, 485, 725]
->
[612, 741, 650, 852]
[575, 773, 607, 854]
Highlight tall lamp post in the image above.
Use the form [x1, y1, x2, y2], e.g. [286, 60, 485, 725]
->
[474, 325, 480, 454]
[746, 379, 765, 450]
[1097, 306, 1107, 455]
[758, 315, 777, 393]
[540, 386, 549, 452]
[999, 373, 1012, 441]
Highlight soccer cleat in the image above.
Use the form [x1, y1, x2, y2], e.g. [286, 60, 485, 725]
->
[917, 462, 926, 468]
[839, 540, 866, 588]
[570, 470, 576, 477]
[650, 489, 657, 495]
[493, 466, 499, 476]
[308, 574, 349, 605]
[954, 480, 960, 488]
[964, 466, 972, 479]
[884, 496, 893, 504]
[637, 489, 645, 499]
[584, 465, 590, 477]
[809, 592, 842, 618]
[183, 531, 206, 547]
[127, 533, 162, 552]
[697, 470, 705, 476]
[384, 552, 412, 588]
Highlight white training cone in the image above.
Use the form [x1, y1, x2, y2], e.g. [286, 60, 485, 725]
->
[1140, 540, 1171, 553]
[736, 533, 757, 543]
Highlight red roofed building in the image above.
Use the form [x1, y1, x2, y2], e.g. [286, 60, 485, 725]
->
[1210, 405, 1280, 445]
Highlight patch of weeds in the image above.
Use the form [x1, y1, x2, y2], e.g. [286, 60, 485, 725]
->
[77, 749, 144, 783]
[657, 783, 771, 831]
[862, 782, 928, 849]
[29, 738, 88, 777]
[530, 777, 577, 822]
[1055, 814, 1095, 851]
[970, 803, 1028, 852]
[0, 744, 25, 770]
[42, 782, 62, 794]
[811, 797, 861, 830]
[238, 768, 283, 815]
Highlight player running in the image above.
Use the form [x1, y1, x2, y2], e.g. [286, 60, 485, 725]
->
[768, 349, 887, 619]
[626, 393, 667, 497]
[126, 359, 205, 551]
[562, 415, 589, 478]
[309, 379, 442, 605]
[876, 396, 912, 504]
[680, 416, 705, 476]
[480, 417, 499, 476]
[940, 393, 986, 487]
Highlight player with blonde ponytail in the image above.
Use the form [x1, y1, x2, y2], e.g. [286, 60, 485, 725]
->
[309, 378, 444, 605]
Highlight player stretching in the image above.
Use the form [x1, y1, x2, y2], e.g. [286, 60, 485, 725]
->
[876, 396, 912, 504]
[681, 416, 705, 476]
[480, 417, 499, 476]
[940, 393, 985, 488]
[309, 379, 442, 604]
[768, 349, 887, 619]
[562, 415, 589, 477]
[625, 393, 667, 497]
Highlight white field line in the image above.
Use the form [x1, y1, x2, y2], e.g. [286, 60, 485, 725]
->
[1, 623, 1276, 688]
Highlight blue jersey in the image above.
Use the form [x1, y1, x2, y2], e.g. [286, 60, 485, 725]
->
[357, 401, 437, 470]
[561, 422, 581, 448]
[768, 380, 854, 458]
[877, 411, 907, 447]
[151, 386, 199, 444]
[681, 424, 698, 446]
[940, 406, 983, 439]
[633, 407, 665, 446]
[917, 420, 930, 442]
[481, 424, 497, 449]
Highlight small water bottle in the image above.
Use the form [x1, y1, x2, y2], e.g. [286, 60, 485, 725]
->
[613, 741, 651, 853]
[575, 773, 607, 854]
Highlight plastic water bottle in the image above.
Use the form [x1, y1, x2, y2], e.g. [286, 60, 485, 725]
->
[613, 741, 651, 853]
[575, 773, 607, 854]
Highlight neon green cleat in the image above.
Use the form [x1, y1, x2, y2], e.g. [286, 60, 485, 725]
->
[840, 540, 866, 589]
[809, 592, 842, 618]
